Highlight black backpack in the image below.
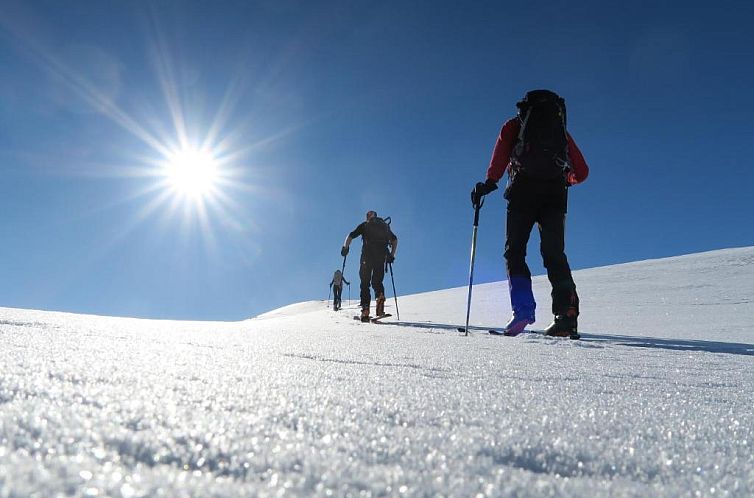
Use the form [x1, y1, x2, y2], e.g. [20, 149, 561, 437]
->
[510, 89, 570, 180]
[363, 216, 391, 248]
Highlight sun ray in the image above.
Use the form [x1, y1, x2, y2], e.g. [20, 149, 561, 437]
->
[195, 198, 219, 256]
[146, 25, 190, 151]
[104, 188, 175, 244]
[0, 15, 172, 159]
[201, 74, 251, 152]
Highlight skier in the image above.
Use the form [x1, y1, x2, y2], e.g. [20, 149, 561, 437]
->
[329, 269, 350, 311]
[341, 210, 398, 322]
[471, 89, 589, 338]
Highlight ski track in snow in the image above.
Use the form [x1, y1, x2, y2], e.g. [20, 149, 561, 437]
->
[1, 247, 753, 497]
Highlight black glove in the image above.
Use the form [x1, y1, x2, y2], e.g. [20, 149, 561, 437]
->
[471, 179, 498, 207]
[386, 254, 395, 264]
[341, 246, 349, 257]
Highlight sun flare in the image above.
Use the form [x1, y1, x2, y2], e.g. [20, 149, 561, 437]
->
[163, 147, 219, 198]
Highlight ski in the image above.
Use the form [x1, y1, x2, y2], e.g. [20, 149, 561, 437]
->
[488, 329, 580, 340]
[488, 328, 542, 336]
[457, 327, 521, 335]
[353, 313, 393, 323]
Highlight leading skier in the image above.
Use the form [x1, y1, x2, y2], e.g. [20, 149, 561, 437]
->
[471, 89, 589, 338]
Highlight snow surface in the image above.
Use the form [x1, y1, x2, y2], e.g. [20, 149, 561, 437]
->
[1, 247, 753, 497]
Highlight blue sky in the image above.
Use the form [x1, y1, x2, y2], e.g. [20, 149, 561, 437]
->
[1, 0, 752, 321]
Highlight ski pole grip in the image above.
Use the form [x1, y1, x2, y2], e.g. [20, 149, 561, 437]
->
[473, 198, 483, 226]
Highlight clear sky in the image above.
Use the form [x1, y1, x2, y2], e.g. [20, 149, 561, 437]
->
[1, 0, 752, 321]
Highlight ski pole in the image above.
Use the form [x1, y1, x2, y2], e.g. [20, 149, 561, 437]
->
[460, 197, 484, 335]
[348, 283, 351, 308]
[327, 284, 332, 308]
[388, 262, 399, 320]
[338, 254, 348, 309]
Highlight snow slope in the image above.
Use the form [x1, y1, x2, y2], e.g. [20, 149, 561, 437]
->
[1, 247, 753, 497]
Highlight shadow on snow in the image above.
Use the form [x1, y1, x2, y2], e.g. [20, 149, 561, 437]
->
[375, 320, 754, 357]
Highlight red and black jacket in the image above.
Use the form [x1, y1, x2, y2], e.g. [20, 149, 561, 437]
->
[486, 118, 589, 186]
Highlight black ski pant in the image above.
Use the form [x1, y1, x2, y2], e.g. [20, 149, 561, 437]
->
[333, 285, 343, 309]
[359, 253, 385, 310]
[503, 177, 579, 317]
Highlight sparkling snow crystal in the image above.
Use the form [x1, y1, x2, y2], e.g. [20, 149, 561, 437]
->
[1, 248, 753, 496]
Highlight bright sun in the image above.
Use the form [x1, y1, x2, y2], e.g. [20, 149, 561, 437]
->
[163, 147, 219, 198]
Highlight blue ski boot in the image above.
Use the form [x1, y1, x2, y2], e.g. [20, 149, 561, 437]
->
[502, 313, 535, 336]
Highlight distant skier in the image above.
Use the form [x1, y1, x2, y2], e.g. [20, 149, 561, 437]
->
[341, 211, 398, 322]
[471, 89, 589, 338]
[329, 269, 350, 311]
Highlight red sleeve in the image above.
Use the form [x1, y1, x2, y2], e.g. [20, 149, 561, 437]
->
[566, 132, 589, 185]
[486, 118, 519, 183]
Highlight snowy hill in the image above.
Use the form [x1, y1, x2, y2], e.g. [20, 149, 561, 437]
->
[1, 247, 753, 497]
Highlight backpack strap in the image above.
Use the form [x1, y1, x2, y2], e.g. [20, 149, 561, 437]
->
[516, 109, 531, 145]
[555, 104, 571, 173]
[510, 111, 531, 181]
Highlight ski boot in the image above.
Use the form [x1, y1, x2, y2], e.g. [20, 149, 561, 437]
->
[375, 294, 386, 317]
[544, 308, 579, 339]
[360, 307, 371, 323]
[502, 313, 535, 336]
